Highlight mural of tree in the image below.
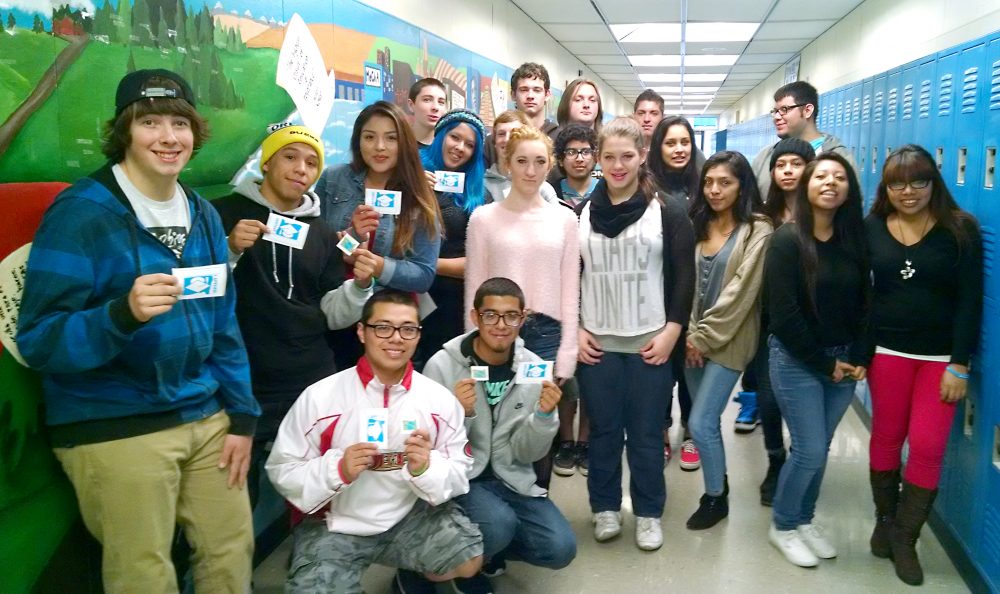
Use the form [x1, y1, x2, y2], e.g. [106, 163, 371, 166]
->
[6, 13, 15, 30]
[32, 14, 43, 32]
[115, 0, 132, 43]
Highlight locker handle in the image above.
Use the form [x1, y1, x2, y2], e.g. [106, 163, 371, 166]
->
[986, 148, 996, 190]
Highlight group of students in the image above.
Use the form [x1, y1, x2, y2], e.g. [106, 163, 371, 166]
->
[14, 64, 980, 594]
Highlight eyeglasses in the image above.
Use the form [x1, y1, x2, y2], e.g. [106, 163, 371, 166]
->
[364, 324, 422, 340]
[887, 179, 931, 191]
[478, 311, 524, 327]
[563, 148, 594, 158]
[770, 104, 807, 116]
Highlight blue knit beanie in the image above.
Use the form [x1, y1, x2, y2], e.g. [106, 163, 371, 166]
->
[434, 109, 486, 140]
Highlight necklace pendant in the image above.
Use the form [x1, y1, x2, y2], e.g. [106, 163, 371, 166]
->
[900, 259, 916, 280]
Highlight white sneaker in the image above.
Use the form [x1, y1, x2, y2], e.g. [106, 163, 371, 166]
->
[797, 523, 837, 559]
[593, 511, 622, 542]
[636, 516, 663, 550]
[769, 523, 819, 567]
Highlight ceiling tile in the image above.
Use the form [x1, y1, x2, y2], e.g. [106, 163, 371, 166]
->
[745, 39, 811, 54]
[578, 54, 632, 66]
[686, 0, 772, 22]
[735, 52, 795, 65]
[726, 71, 770, 81]
[769, 0, 864, 22]
[729, 63, 780, 74]
[614, 42, 682, 54]
[512, 0, 604, 24]
[542, 24, 617, 42]
[596, 73, 642, 81]
[561, 41, 623, 55]
[680, 41, 748, 54]
[592, 0, 683, 23]
[754, 19, 837, 40]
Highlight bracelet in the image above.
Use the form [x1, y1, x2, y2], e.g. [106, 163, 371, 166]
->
[946, 366, 970, 380]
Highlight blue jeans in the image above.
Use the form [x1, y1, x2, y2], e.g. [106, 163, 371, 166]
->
[769, 336, 856, 530]
[686, 360, 742, 496]
[578, 351, 671, 517]
[520, 312, 561, 361]
[456, 479, 576, 569]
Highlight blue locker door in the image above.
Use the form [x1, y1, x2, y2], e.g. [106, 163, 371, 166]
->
[898, 61, 921, 149]
[847, 83, 862, 167]
[860, 78, 875, 206]
[869, 75, 887, 202]
[976, 32, 1000, 592]
[936, 49, 959, 204]
[834, 89, 846, 142]
[953, 43, 988, 213]
[884, 69, 903, 159]
[914, 57, 936, 146]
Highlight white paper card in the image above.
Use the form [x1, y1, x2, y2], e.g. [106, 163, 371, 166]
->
[275, 13, 336, 134]
[172, 263, 228, 300]
[336, 233, 359, 255]
[433, 171, 465, 193]
[515, 361, 553, 384]
[471, 366, 489, 381]
[360, 407, 389, 449]
[365, 188, 402, 215]
[262, 213, 309, 249]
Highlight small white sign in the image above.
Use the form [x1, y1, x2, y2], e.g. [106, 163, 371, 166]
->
[433, 171, 465, 193]
[471, 366, 489, 381]
[365, 188, 402, 215]
[262, 213, 309, 249]
[490, 72, 507, 119]
[361, 407, 389, 449]
[515, 361, 553, 384]
[172, 263, 228, 300]
[336, 233, 360, 255]
[276, 13, 336, 134]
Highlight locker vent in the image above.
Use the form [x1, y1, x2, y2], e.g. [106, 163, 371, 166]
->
[874, 90, 884, 123]
[983, 226, 996, 279]
[902, 83, 914, 120]
[961, 67, 978, 114]
[836, 101, 843, 127]
[990, 59, 1000, 110]
[984, 503, 1000, 579]
[939, 73, 953, 116]
[888, 88, 898, 122]
[919, 79, 931, 119]
[853, 97, 861, 124]
[862, 94, 871, 124]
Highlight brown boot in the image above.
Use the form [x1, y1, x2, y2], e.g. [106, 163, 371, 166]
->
[869, 468, 900, 558]
[891, 480, 937, 586]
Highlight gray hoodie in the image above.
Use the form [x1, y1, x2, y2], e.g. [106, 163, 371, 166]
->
[483, 164, 558, 204]
[751, 132, 857, 198]
[422, 331, 558, 497]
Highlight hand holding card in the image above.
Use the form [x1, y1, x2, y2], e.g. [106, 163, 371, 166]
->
[128, 272, 182, 322]
[262, 213, 309, 250]
[365, 188, 402, 215]
[515, 361, 554, 384]
[433, 171, 465, 193]
[172, 264, 228, 300]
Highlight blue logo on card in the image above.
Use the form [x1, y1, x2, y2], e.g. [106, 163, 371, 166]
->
[274, 219, 302, 240]
[525, 363, 547, 378]
[374, 192, 396, 209]
[440, 173, 460, 189]
[182, 275, 214, 296]
[366, 418, 385, 442]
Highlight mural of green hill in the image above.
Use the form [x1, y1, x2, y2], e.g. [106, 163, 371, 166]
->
[0, 42, 292, 187]
[0, 30, 67, 120]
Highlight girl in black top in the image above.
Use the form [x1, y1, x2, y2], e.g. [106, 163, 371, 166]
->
[865, 145, 982, 586]
[764, 152, 869, 569]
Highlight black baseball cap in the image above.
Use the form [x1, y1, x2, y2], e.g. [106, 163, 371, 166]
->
[115, 69, 196, 116]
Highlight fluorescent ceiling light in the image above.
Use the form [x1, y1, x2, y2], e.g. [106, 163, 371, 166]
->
[659, 95, 716, 101]
[649, 86, 720, 93]
[611, 23, 680, 43]
[639, 73, 727, 82]
[686, 22, 760, 42]
[612, 22, 759, 43]
[628, 54, 739, 67]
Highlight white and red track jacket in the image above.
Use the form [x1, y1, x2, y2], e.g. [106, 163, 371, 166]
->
[265, 357, 473, 536]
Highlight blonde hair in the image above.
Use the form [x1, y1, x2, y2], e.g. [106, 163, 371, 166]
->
[504, 125, 554, 167]
[493, 109, 531, 128]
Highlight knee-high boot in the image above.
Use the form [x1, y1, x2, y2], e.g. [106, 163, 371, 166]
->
[891, 480, 937, 586]
[869, 468, 900, 558]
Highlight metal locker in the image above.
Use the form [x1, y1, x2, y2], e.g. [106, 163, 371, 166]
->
[884, 69, 903, 163]
[914, 58, 936, 146]
[860, 78, 875, 207]
[868, 75, 888, 203]
[847, 83, 862, 167]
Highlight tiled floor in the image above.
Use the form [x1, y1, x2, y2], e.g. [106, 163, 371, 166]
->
[253, 397, 969, 593]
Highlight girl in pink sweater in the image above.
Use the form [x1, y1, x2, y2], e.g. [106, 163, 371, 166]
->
[465, 126, 580, 381]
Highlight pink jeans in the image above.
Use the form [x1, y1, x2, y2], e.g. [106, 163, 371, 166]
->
[868, 353, 958, 489]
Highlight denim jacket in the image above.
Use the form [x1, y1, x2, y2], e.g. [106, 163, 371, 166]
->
[316, 163, 440, 292]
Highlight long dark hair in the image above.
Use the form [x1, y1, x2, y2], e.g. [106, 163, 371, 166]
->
[871, 144, 976, 248]
[647, 116, 700, 199]
[689, 151, 764, 242]
[763, 152, 812, 225]
[793, 153, 867, 312]
[349, 101, 440, 254]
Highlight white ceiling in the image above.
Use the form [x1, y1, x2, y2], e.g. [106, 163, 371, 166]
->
[511, 0, 865, 115]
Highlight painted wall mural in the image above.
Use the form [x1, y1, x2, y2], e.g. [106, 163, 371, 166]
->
[0, 0, 528, 589]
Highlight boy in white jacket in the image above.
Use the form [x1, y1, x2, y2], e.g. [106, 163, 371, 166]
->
[266, 290, 483, 593]
[421, 277, 577, 592]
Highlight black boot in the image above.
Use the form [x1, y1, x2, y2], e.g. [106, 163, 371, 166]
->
[891, 480, 938, 586]
[687, 476, 729, 530]
[869, 468, 900, 558]
[759, 450, 785, 507]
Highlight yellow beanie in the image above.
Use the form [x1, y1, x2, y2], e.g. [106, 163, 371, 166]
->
[260, 123, 324, 176]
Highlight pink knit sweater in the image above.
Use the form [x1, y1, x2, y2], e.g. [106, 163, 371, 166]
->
[465, 202, 580, 377]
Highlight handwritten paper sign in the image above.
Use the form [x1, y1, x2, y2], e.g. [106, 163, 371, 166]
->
[276, 13, 336, 134]
[0, 243, 32, 366]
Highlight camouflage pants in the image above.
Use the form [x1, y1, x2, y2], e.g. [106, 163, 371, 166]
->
[286, 500, 483, 593]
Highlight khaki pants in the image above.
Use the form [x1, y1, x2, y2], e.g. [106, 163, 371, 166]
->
[54, 411, 253, 594]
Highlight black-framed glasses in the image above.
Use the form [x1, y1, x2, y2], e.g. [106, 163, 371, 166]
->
[364, 324, 422, 339]
[478, 311, 524, 327]
[564, 148, 594, 158]
[770, 103, 807, 116]
[887, 179, 931, 191]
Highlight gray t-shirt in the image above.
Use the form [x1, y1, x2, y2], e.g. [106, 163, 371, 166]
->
[696, 227, 739, 319]
[113, 164, 190, 258]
